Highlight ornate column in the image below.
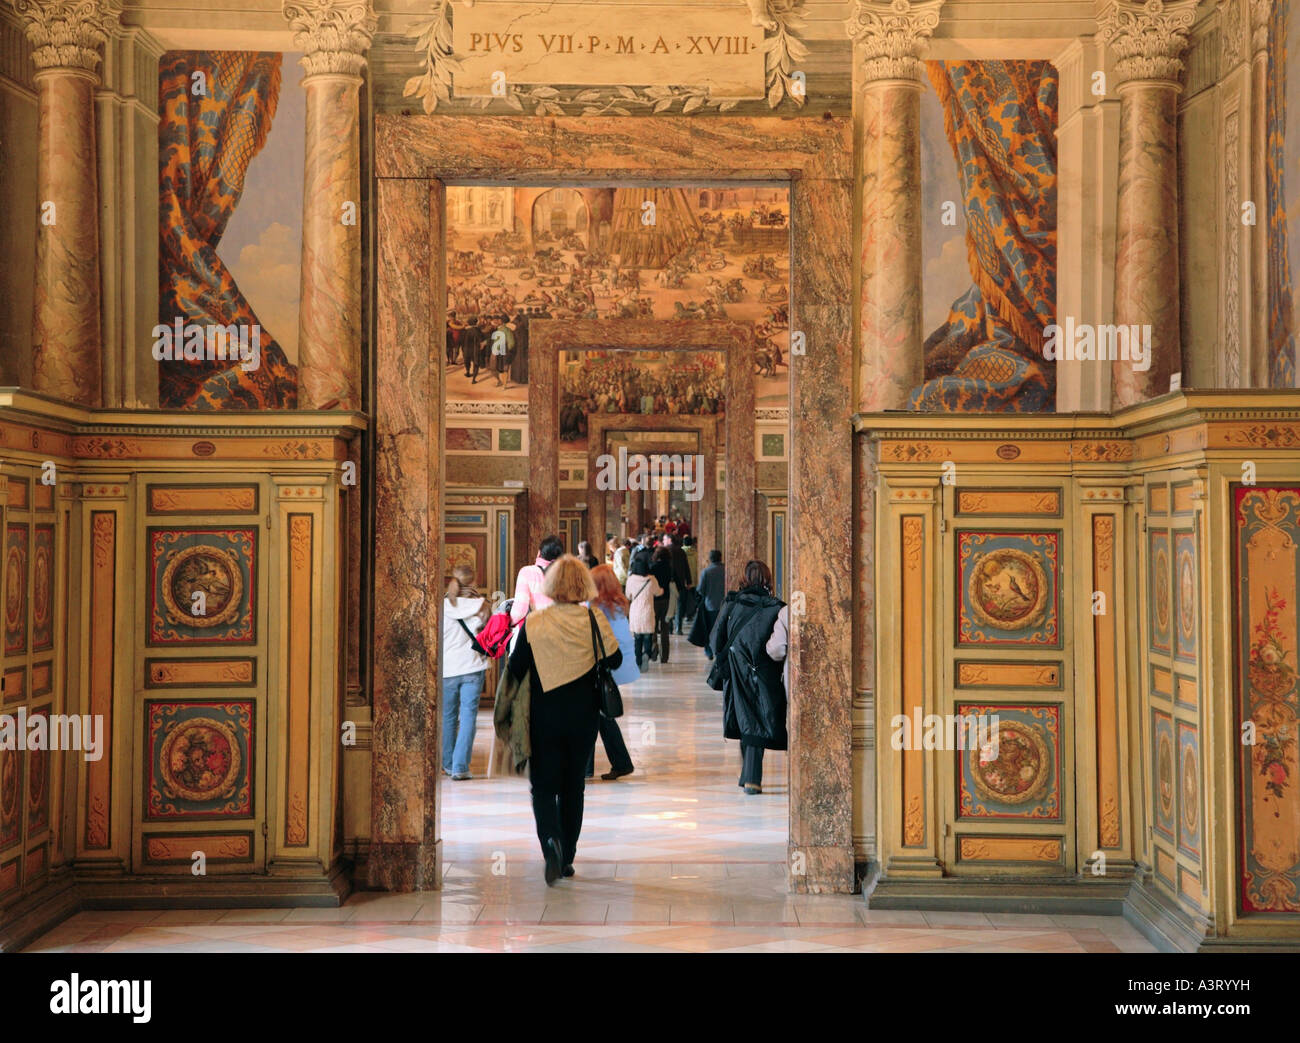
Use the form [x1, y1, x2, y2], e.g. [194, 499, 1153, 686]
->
[1249, 0, 1272, 386]
[847, 0, 941, 411]
[1100, 0, 1198, 406]
[11, 0, 120, 407]
[846, 0, 942, 878]
[283, 0, 375, 410]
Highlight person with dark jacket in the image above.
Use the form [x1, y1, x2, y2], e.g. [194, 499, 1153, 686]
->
[706, 559, 786, 795]
[461, 316, 485, 383]
[669, 535, 694, 634]
[649, 543, 675, 663]
[508, 555, 623, 884]
[688, 549, 726, 659]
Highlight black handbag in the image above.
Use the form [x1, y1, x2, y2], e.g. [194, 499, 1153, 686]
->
[587, 609, 624, 719]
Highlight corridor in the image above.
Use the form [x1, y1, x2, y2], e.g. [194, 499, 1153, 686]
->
[25, 641, 1154, 952]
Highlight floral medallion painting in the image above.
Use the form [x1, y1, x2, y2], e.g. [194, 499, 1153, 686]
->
[957, 703, 1061, 819]
[145, 701, 254, 820]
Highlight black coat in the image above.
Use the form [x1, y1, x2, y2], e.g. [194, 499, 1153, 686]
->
[706, 587, 787, 750]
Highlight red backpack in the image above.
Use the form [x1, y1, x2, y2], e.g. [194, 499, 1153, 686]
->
[476, 611, 516, 659]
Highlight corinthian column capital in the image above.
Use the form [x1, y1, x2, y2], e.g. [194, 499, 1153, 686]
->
[8, 0, 121, 73]
[846, 0, 944, 83]
[1251, 0, 1274, 56]
[1098, 0, 1199, 86]
[282, 0, 376, 78]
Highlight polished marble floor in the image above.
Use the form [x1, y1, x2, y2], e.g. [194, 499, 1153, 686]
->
[26, 639, 1156, 953]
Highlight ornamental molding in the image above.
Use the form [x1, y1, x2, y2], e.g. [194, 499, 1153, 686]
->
[1219, 0, 1246, 68]
[8, 0, 121, 73]
[1098, 0, 1199, 85]
[282, 0, 376, 78]
[1251, 0, 1273, 56]
[845, 0, 944, 84]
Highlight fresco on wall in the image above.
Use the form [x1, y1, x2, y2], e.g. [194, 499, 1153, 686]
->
[156, 52, 304, 409]
[444, 184, 791, 412]
[918, 60, 1058, 412]
[559, 350, 725, 451]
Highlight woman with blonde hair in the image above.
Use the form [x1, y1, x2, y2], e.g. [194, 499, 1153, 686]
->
[585, 564, 638, 781]
[442, 564, 490, 780]
[507, 554, 623, 883]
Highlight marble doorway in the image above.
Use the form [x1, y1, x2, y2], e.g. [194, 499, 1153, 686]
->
[373, 115, 855, 893]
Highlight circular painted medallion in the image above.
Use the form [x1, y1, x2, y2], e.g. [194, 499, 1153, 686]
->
[972, 720, 1051, 805]
[1181, 744, 1198, 834]
[967, 548, 1049, 631]
[160, 545, 243, 629]
[1177, 551, 1195, 641]
[0, 751, 16, 827]
[1157, 731, 1175, 822]
[158, 717, 241, 802]
[1153, 546, 1171, 634]
[32, 541, 50, 630]
[4, 543, 23, 635]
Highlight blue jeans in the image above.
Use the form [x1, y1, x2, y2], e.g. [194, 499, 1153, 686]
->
[442, 671, 485, 775]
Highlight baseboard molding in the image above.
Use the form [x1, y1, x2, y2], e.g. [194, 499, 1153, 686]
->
[867, 874, 1133, 915]
[1, 860, 353, 952]
[1123, 874, 1212, 952]
[0, 869, 79, 953]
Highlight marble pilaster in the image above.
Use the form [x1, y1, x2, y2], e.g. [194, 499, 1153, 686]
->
[11, 0, 120, 407]
[1100, 0, 1198, 406]
[846, 0, 940, 876]
[847, 0, 941, 411]
[1249, 0, 1272, 386]
[283, 0, 375, 410]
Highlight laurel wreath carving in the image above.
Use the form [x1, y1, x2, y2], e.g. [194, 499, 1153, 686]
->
[405, 0, 808, 114]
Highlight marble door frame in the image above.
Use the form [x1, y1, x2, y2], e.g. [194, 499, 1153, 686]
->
[586, 414, 719, 557]
[373, 115, 856, 893]
[528, 320, 749, 564]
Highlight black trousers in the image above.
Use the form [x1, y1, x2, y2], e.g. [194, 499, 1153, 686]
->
[530, 691, 599, 865]
[654, 597, 671, 663]
[740, 742, 764, 786]
[586, 712, 634, 776]
[674, 588, 694, 633]
[634, 632, 654, 669]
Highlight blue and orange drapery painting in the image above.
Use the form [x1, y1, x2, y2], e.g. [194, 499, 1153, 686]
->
[912, 60, 1058, 414]
[158, 52, 298, 409]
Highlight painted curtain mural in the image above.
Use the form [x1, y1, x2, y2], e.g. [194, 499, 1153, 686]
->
[914, 61, 1058, 413]
[1235, 486, 1300, 914]
[157, 52, 300, 409]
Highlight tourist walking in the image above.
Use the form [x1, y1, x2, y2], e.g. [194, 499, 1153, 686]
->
[510, 534, 563, 624]
[624, 555, 662, 669]
[585, 564, 638, 781]
[441, 565, 490, 780]
[506, 555, 623, 883]
[707, 559, 787, 795]
[688, 548, 725, 659]
[650, 543, 675, 663]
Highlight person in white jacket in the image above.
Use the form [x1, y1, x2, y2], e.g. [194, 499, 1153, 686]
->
[442, 565, 490, 780]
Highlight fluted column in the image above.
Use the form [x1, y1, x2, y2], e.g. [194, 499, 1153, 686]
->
[10, 0, 120, 406]
[848, 0, 942, 411]
[283, 0, 375, 410]
[1100, 0, 1198, 406]
[1249, 0, 1272, 386]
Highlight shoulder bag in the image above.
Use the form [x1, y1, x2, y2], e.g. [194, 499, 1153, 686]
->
[587, 609, 624, 718]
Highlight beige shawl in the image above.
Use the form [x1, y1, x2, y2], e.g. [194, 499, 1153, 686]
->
[523, 603, 617, 691]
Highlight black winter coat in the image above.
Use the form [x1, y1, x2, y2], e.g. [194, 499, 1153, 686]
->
[706, 587, 787, 750]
